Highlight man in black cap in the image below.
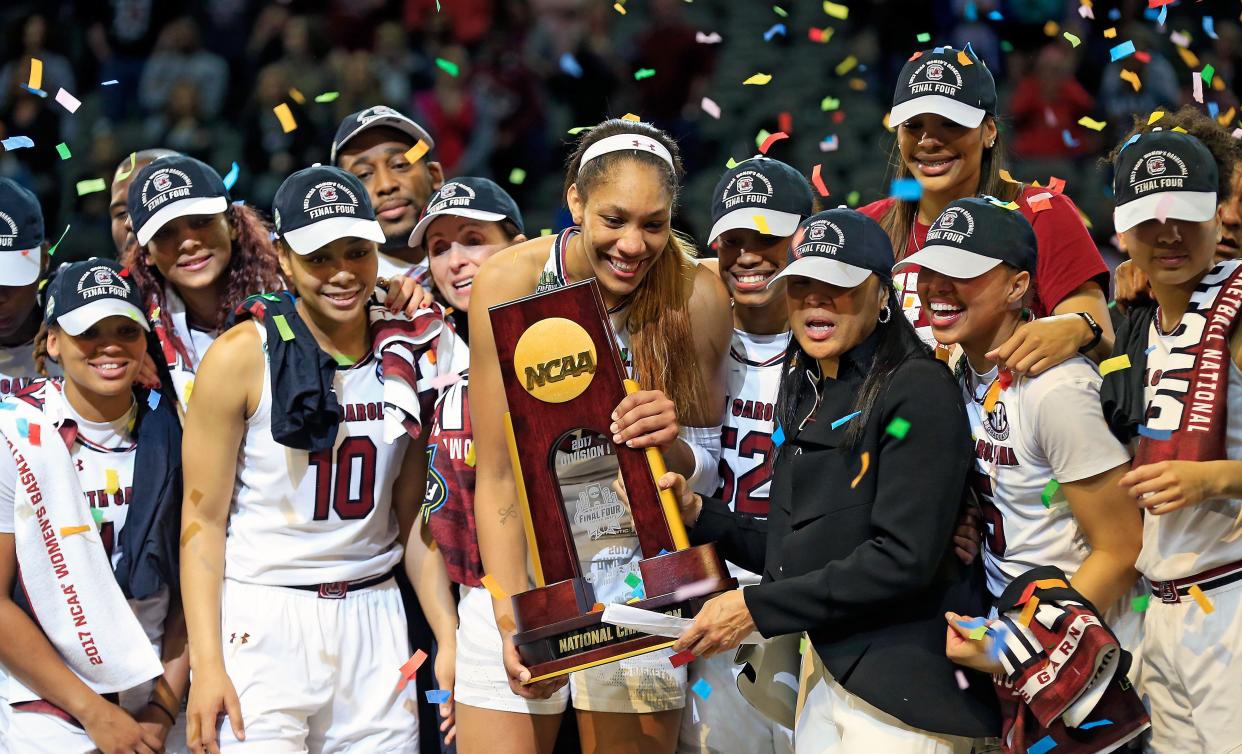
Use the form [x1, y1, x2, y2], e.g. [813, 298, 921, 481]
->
[0, 178, 58, 400]
[332, 106, 444, 285]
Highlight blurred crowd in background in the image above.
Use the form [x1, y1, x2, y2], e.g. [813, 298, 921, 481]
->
[1, 0, 1239, 274]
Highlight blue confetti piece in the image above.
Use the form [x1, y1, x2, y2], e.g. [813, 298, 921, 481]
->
[0, 402, 15, 410]
[2, 136, 34, 151]
[691, 678, 713, 699]
[16, 418, 28, 437]
[1110, 41, 1136, 62]
[101, 79, 119, 86]
[987, 622, 1010, 662]
[987, 10, 1002, 21]
[425, 689, 452, 704]
[222, 161, 240, 191]
[558, 52, 583, 78]
[1204, 17, 1218, 39]
[147, 391, 161, 410]
[763, 23, 786, 42]
[1108, 8, 1121, 20]
[1142, 7, 1160, 22]
[771, 424, 785, 448]
[20, 85, 46, 97]
[1119, 133, 1142, 152]
[831, 411, 862, 430]
[1208, 102, 1220, 119]
[964, 1, 977, 22]
[890, 178, 923, 201]
[1138, 424, 1173, 441]
[954, 617, 988, 631]
[1156, 5, 1167, 26]
[1028, 736, 1057, 754]
[1145, 345, 1157, 354]
[658, 549, 670, 556]
[1080, 719, 1113, 730]
[1061, 129, 1079, 148]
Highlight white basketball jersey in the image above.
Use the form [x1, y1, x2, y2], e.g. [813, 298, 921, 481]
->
[225, 323, 409, 585]
[1136, 329, 1242, 581]
[964, 358, 1130, 598]
[0, 342, 57, 399]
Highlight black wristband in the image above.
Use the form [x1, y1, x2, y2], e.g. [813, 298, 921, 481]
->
[1076, 311, 1103, 353]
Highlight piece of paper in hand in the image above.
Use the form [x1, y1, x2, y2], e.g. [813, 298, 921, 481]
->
[601, 603, 764, 645]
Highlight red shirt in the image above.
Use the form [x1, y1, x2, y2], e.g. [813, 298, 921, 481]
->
[859, 186, 1108, 344]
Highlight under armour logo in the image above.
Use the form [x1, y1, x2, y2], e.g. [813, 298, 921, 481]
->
[631, 139, 656, 152]
[229, 632, 251, 644]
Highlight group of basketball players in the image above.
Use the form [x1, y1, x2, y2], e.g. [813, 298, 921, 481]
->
[0, 44, 1240, 754]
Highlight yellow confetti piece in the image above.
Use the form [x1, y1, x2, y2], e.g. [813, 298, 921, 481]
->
[834, 56, 858, 76]
[1063, 31, 1081, 47]
[999, 169, 1022, 184]
[1189, 584, 1215, 613]
[613, 2, 626, 13]
[273, 103, 297, 133]
[1103, 27, 1117, 39]
[1177, 47, 1200, 69]
[105, 469, 119, 494]
[743, 73, 773, 85]
[850, 451, 870, 489]
[822, 1, 849, 19]
[184, 380, 194, 403]
[28, 58, 43, 90]
[1019, 595, 1039, 627]
[1148, 111, 1165, 125]
[60, 525, 91, 537]
[465, 443, 476, 467]
[1119, 69, 1142, 92]
[753, 215, 771, 235]
[1077, 116, 1106, 131]
[404, 139, 430, 165]
[621, 113, 641, 122]
[1099, 355, 1131, 375]
[480, 573, 508, 600]
[1218, 107, 1236, 126]
[180, 521, 202, 547]
[289, 88, 305, 104]
[982, 380, 1003, 413]
[1044, 21, 1059, 36]
[1172, 126, 1188, 133]
[957, 50, 973, 67]
[968, 625, 988, 641]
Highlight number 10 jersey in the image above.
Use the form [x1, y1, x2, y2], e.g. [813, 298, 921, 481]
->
[225, 324, 410, 586]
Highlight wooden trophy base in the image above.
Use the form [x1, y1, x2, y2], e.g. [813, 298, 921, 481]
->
[513, 544, 739, 683]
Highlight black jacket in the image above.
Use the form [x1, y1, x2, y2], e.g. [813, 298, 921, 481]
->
[691, 348, 999, 737]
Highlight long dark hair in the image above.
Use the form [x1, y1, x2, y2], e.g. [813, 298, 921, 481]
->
[775, 283, 930, 457]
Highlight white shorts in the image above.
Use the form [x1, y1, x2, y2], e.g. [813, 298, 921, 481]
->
[794, 651, 974, 754]
[1139, 577, 1242, 754]
[5, 681, 156, 754]
[453, 585, 686, 714]
[214, 578, 417, 753]
[677, 652, 793, 754]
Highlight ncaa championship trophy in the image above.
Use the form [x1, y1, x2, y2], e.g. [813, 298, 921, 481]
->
[489, 279, 737, 682]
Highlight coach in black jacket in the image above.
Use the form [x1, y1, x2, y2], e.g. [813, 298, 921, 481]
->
[670, 210, 998, 749]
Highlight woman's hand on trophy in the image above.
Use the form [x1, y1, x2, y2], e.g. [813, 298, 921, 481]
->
[502, 634, 569, 699]
[657, 472, 701, 527]
[611, 390, 679, 452]
[672, 591, 756, 657]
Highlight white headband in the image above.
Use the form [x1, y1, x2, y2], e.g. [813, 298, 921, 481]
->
[578, 133, 675, 175]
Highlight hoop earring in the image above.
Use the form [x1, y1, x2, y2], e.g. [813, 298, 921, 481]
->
[878, 304, 892, 324]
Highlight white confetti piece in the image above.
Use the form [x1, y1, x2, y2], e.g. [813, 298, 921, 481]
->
[696, 31, 722, 44]
[54, 88, 81, 114]
[700, 97, 721, 119]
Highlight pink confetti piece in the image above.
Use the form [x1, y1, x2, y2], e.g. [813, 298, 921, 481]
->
[54, 88, 81, 114]
[673, 578, 720, 602]
[1193, 71, 1204, 103]
[1154, 195, 1174, 224]
[955, 669, 970, 690]
[696, 31, 722, 44]
[700, 97, 721, 119]
[429, 372, 462, 390]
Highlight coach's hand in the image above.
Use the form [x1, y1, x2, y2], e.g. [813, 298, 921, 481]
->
[502, 634, 568, 699]
[187, 667, 244, 754]
[673, 590, 755, 657]
[611, 390, 679, 452]
[81, 697, 163, 754]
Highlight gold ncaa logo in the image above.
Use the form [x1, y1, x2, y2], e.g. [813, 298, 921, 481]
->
[514, 318, 597, 403]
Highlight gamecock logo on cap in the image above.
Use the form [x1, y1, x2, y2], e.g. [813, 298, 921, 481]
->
[1146, 156, 1167, 176]
[319, 185, 338, 203]
[926, 63, 944, 81]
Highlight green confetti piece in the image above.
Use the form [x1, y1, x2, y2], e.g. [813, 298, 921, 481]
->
[1131, 594, 1151, 613]
[968, 626, 988, 641]
[1040, 479, 1060, 508]
[799, 637, 807, 654]
[273, 314, 295, 342]
[634, 68, 656, 80]
[540, 228, 553, 236]
[332, 353, 355, 366]
[846, 190, 860, 206]
[47, 224, 70, 256]
[624, 572, 642, 589]
[509, 168, 527, 185]
[91, 507, 104, 525]
[916, 32, 931, 43]
[821, 96, 841, 111]
[435, 58, 460, 77]
[725, 157, 739, 169]
[885, 417, 911, 440]
[1000, 40, 1014, 53]
[55, 142, 71, 160]
[773, 6, 788, 17]
[755, 128, 771, 149]
[75, 178, 106, 196]
[1201, 64, 1215, 84]
[314, 91, 340, 103]
[568, 126, 593, 135]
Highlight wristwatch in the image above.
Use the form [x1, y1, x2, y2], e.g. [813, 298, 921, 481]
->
[1076, 311, 1103, 353]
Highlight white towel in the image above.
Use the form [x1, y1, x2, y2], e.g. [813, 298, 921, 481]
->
[1, 382, 162, 702]
[368, 302, 451, 443]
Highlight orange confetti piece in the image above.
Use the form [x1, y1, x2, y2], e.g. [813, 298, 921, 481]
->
[497, 615, 516, 633]
[982, 380, 1003, 412]
[999, 169, 1022, 184]
[1019, 596, 1040, 627]
[1177, 47, 1200, 69]
[758, 131, 789, 154]
[404, 139, 430, 165]
[273, 103, 297, 133]
[1189, 585, 1215, 613]
[1103, 27, 1117, 38]
[27, 424, 40, 446]
[289, 88, 305, 104]
[1120, 69, 1142, 91]
[60, 525, 91, 537]
[481, 573, 508, 600]
[957, 50, 973, 66]
[621, 113, 641, 122]
[850, 451, 870, 488]
[180, 521, 202, 547]
[397, 649, 427, 690]
[28, 58, 43, 90]
[811, 163, 829, 197]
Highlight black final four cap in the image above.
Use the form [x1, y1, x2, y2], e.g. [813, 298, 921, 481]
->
[890, 46, 997, 129]
[331, 105, 436, 164]
[1113, 129, 1218, 233]
[708, 156, 814, 244]
[128, 155, 229, 247]
[769, 209, 895, 289]
[407, 177, 524, 248]
[893, 197, 1036, 278]
[44, 259, 148, 336]
[273, 165, 386, 254]
[0, 178, 44, 286]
